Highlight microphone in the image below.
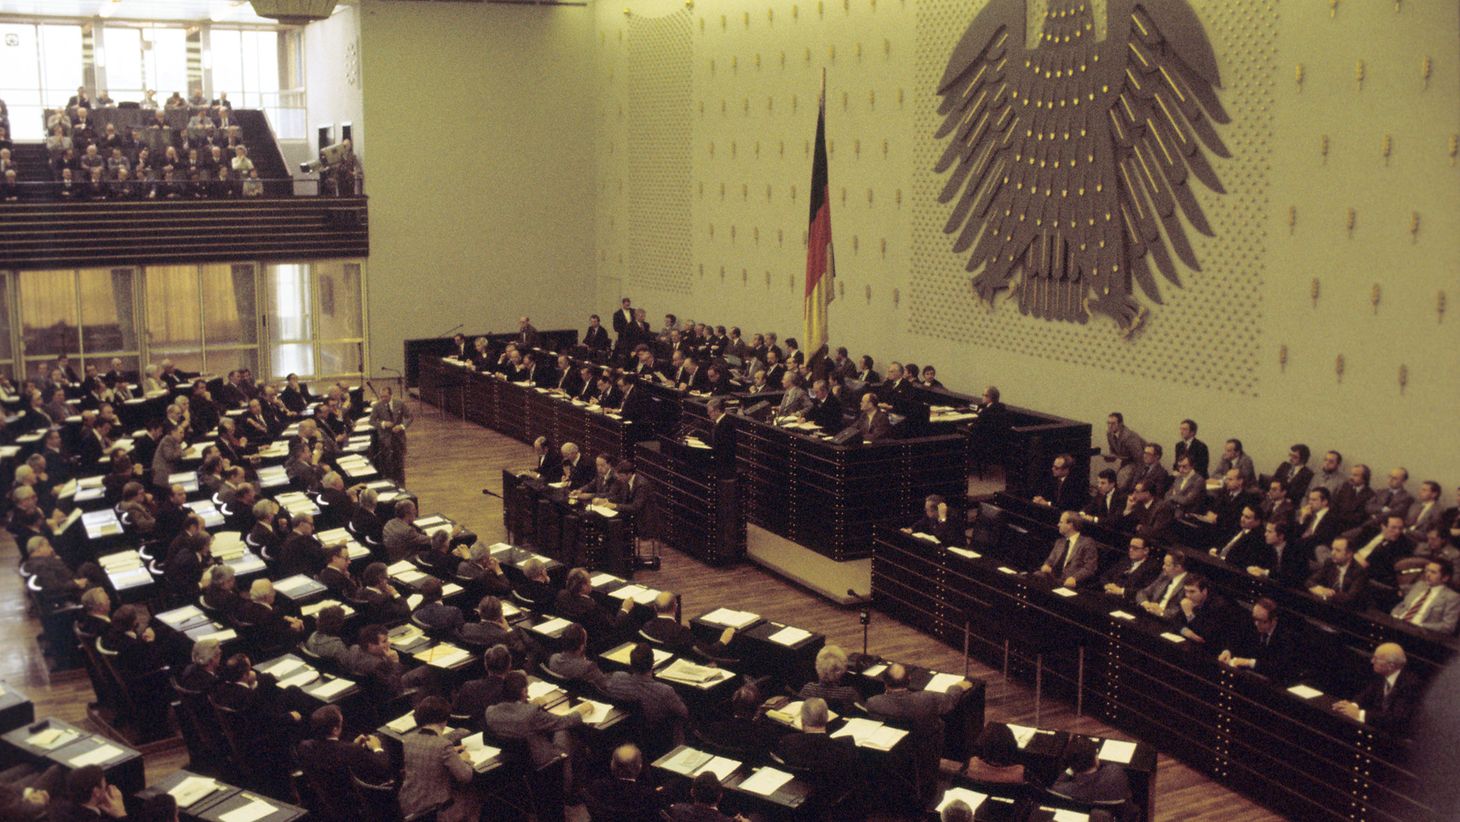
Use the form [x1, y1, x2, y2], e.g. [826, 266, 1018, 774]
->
[380, 366, 401, 374]
[481, 487, 503, 499]
[436, 323, 464, 338]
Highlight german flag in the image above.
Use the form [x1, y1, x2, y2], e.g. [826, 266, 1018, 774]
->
[803, 75, 835, 354]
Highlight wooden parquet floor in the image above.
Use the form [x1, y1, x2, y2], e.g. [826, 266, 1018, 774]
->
[0, 399, 1284, 821]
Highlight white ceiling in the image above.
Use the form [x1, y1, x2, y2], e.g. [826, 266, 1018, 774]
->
[0, 1, 337, 25]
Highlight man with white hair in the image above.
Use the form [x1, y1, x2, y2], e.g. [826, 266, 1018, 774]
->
[1333, 642, 1422, 735]
[179, 638, 223, 691]
[236, 579, 304, 649]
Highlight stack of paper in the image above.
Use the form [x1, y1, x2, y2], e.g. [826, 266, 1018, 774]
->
[416, 644, 471, 668]
[609, 584, 660, 606]
[861, 663, 889, 679]
[923, 672, 965, 693]
[386, 559, 417, 576]
[935, 787, 988, 814]
[947, 546, 981, 559]
[767, 701, 839, 730]
[69, 743, 125, 767]
[532, 617, 573, 637]
[26, 727, 80, 750]
[388, 625, 425, 648]
[590, 572, 623, 587]
[661, 747, 740, 780]
[459, 732, 502, 769]
[527, 680, 563, 703]
[1007, 723, 1039, 749]
[218, 795, 277, 822]
[301, 599, 355, 618]
[385, 713, 418, 733]
[1287, 684, 1324, 699]
[830, 717, 908, 751]
[273, 575, 317, 597]
[657, 658, 731, 686]
[309, 677, 355, 698]
[604, 643, 671, 668]
[168, 775, 223, 808]
[1097, 739, 1137, 764]
[257, 657, 307, 678]
[766, 625, 812, 646]
[700, 608, 760, 629]
[739, 766, 795, 796]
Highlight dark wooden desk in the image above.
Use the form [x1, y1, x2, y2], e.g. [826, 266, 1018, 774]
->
[502, 469, 635, 575]
[0, 717, 145, 797]
[635, 436, 744, 565]
[136, 769, 307, 822]
[404, 329, 578, 388]
[733, 413, 967, 561]
[0, 682, 34, 735]
[871, 525, 1438, 822]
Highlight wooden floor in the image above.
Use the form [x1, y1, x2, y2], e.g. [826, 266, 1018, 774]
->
[0, 398, 1284, 821]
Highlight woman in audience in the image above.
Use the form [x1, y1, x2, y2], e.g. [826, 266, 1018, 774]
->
[797, 645, 861, 710]
[201, 563, 242, 618]
[964, 724, 1026, 784]
[302, 604, 350, 665]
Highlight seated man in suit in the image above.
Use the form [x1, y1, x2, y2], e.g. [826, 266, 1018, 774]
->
[586, 743, 663, 819]
[553, 567, 633, 650]
[277, 513, 326, 577]
[1165, 455, 1206, 516]
[617, 373, 653, 421]
[666, 772, 745, 822]
[342, 623, 436, 702]
[605, 643, 690, 752]
[1199, 469, 1260, 533]
[852, 391, 892, 442]
[904, 494, 962, 546]
[1136, 550, 1191, 621]
[866, 664, 970, 798]
[800, 379, 844, 431]
[775, 697, 861, 790]
[605, 460, 651, 521]
[1332, 464, 1376, 532]
[572, 453, 622, 501]
[1177, 574, 1236, 650]
[351, 488, 386, 552]
[317, 543, 362, 600]
[456, 543, 512, 596]
[486, 670, 593, 777]
[1098, 537, 1162, 599]
[1210, 506, 1272, 570]
[359, 561, 411, 623]
[1352, 514, 1415, 590]
[383, 499, 463, 563]
[1051, 736, 1131, 805]
[1332, 643, 1422, 736]
[1082, 469, 1126, 525]
[525, 436, 564, 483]
[1390, 559, 1460, 634]
[413, 578, 464, 633]
[236, 579, 305, 650]
[460, 595, 542, 669]
[1218, 597, 1299, 684]
[302, 606, 351, 666]
[639, 592, 729, 658]
[1035, 511, 1099, 588]
[296, 705, 392, 817]
[1032, 454, 1089, 512]
[547, 623, 610, 691]
[454, 644, 513, 719]
[776, 371, 813, 418]
[512, 558, 558, 609]
[560, 442, 596, 489]
[398, 696, 476, 820]
[583, 314, 611, 353]
[1307, 538, 1369, 610]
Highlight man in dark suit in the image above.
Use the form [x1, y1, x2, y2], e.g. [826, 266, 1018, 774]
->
[1082, 469, 1126, 525]
[1037, 511, 1099, 588]
[296, 705, 392, 817]
[852, 392, 892, 442]
[640, 591, 729, 658]
[1307, 538, 1369, 609]
[1273, 444, 1315, 505]
[605, 643, 690, 749]
[561, 442, 595, 489]
[906, 494, 961, 546]
[866, 664, 970, 799]
[609, 460, 651, 517]
[1173, 418, 1210, 477]
[802, 379, 843, 430]
[1051, 737, 1131, 805]
[775, 697, 861, 788]
[1177, 574, 1236, 651]
[612, 298, 634, 344]
[512, 559, 558, 610]
[587, 744, 663, 819]
[1219, 597, 1300, 684]
[1098, 537, 1162, 598]
[1332, 464, 1375, 531]
[553, 568, 633, 651]
[666, 772, 740, 822]
[454, 644, 513, 719]
[1333, 643, 1422, 736]
[1295, 487, 1341, 563]
[1251, 520, 1310, 589]
[1211, 506, 1273, 570]
[448, 333, 470, 359]
[1032, 453, 1088, 511]
[236, 579, 305, 650]
[584, 314, 611, 353]
[1352, 514, 1414, 589]
[317, 544, 362, 600]
[527, 436, 564, 483]
[277, 513, 325, 577]
[617, 374, 653, 422]
[1129, 443, 1169, 498]
[515, 316, 541, 349]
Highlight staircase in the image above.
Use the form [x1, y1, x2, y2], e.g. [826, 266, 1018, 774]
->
[231, 109, 293, 197]
[10, 143, 54, 191]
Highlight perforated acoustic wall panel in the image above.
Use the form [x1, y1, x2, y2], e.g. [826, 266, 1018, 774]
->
[627, 9, 695, 295]
[910, 0, 1275, 397]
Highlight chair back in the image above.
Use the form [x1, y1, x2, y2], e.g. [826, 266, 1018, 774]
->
[349, 772, 405, 822]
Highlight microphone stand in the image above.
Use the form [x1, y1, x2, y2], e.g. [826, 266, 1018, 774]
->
[848, 589, 871, 657]
[435, 323, 464, 338]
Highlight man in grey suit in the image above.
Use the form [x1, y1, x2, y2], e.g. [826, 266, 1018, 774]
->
[1213, 438, 1256, 487]
[1037, 511, 1099, 588]
[1104, 412, 1146, 491]
[368, 385, 412, 484]
[398, 696, 475, 821]
[1390, 559, 1460, 635]
[485, 670, 592, 769]
[605, 643, 689, 747]
[853, 392, 892, 442]
[1361, 467, 1414, 532]
[866, 663, 970, 799]
[1137, 551, 1191, 620]
[1404, 481, 1449, 541]
[1165, 455, 1206, 515]
[775, 371, 813, 418]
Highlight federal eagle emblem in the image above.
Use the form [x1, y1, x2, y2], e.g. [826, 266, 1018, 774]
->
[935, 0, 1229, 333]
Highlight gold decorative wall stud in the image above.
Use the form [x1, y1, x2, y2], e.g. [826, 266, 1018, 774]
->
[1319, 135, 1329, 161]
[1381, 134, 1392, 163]
[1310, 278, 1321, 306]
[1295, 63, 1304, 91]
[1370, 284, 1382, 314]
[1287, 205, 1297, 233]
[1335, 354, 1345, 383]
[1346, 208, 1357, 236]
[1421, 56, 1431, 88]
[1410, 211, 1420, 242]
[1437, 291, 1447, 322]
[1329, 0, 1338, 18]
[1355, 60, 1365, 90]
[1398, 365, 1408, 394]
[1278, 344, 1288, 371]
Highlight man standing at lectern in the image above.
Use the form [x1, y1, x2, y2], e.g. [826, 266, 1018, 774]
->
[370, 386, 412, 484]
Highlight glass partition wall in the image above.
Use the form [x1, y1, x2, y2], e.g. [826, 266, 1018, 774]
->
[3, 259, 365, 384]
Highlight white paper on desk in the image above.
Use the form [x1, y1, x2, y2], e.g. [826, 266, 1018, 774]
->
[831, 717, 883, 745]
[590, 573, 622, 587]
[1287, 684, 1324, 699]
[588, 504, 619, 518]
[609, 584, 650, 603]
[861, 663, 888, 679]
[310, 677, 355, 698]
[695, 756, 741, 781]
[1098, 739, 1137, 764]
[767, 625, 812, 646]
[459, 732, 501, 768]
[1052, 587, 1079, 598]
[26, 728, 80, 750]
[198, 628, 237, 643]
[936, 787, 988, 813]
[527, 680, 562, 702]
[579, 699, 614, 726]
[739, 766, 794, 796]
[302, 600, 354, 618]
[386, 713, 418, 733]
[218, 795, 277, 822]
[169, 776, 222, 808]
[419, 645, 471, 668]
[701, 607, 760, 630]
[662, 747, 712, 776]
[394, 569, 428, 585]
[1109, 610, 1137, 621]
[385, 559, 416, 576]
[278, 670, 320, 690]
[924, 672, 965, 693]
[406, 593, 424, 611]
[257, 657, 307, 678]
[1160, 631, 1186, 644]
[388, 624, 423, 647]
[1006, 723, 1038, 749]
[158, 605, 204, 627]
[1044, 808, 1087, 822]
[946, 546, 981, 559]
[658, 658, 730, 686]
[70, 743, 126, 767]
[273, 575, 315, 596]
[533, 617, 572, 637]
[57, 479, 78, 499]
[911, 532, 940, 543]
[685, 439, 711, 450]
[997, 566, 1019, 575]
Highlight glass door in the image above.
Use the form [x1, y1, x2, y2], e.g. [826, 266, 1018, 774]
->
[263, 260, 365, 382]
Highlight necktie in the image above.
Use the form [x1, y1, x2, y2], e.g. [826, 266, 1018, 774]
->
[1401, 587, 1433, 623]
[1220, 531, 1245, 560]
